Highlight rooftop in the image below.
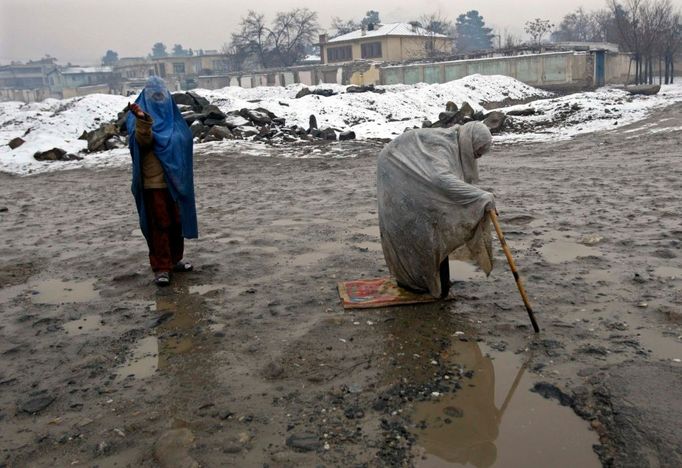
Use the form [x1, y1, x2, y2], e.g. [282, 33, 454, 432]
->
[328, 22, 449, 43]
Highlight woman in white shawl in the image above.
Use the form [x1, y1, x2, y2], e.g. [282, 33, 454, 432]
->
[377, 121, 495, 298]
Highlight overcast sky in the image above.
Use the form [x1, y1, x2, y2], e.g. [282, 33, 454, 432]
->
[2, 0, 682, 65]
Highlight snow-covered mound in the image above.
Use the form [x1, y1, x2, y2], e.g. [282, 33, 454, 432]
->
[1, 74, 681, 176]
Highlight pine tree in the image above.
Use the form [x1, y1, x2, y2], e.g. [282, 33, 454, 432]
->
[455, 10, 494, 52]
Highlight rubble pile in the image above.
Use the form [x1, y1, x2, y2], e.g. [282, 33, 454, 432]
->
[77, 91, 357, 157]
[419, 100, 508, 134]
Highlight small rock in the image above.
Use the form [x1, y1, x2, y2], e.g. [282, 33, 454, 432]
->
[8, 137, 25, 149]
[443, 406, 463, 418]
[296, 87, 312, 99]
[339, 130, 356, 141]
[286, 433, 322, 452]
[483, 111, 507, 134]
[21, 396, 55, 414]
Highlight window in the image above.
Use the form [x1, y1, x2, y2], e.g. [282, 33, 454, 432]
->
[327, 46, 352, 62]
[173, 62, 186, 74]
[361, 42, 382, 59]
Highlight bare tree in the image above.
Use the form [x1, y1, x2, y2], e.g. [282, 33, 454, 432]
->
[331, 17, 360, 37]
[415, 12, 455, 57]
[270, 8, 319, 67]
[525, 18, 554, 46]
[231, 11, 271, 69]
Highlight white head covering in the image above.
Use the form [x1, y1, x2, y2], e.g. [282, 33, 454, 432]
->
[456, 122, 493, 184]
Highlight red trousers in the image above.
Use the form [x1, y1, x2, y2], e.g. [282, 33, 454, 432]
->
[144, 189, 184, 273]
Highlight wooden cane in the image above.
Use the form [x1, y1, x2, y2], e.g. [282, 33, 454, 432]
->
[488, 209, 540, 333]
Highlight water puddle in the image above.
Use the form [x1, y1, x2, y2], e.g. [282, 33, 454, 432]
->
[653, 266, 682, 279]
[31, 279, 99, 304]
[448, 260, 489, 282]
[413, 344, 600, 468]
[635, 327, 682, 362]
[540, 240, 600, 264]
[64, 314, 104, 335]
[116, 336, 158, 380]
[189, 284, 225, 295]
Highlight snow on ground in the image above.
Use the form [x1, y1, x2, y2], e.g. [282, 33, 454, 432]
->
[1, 74, 681, 176]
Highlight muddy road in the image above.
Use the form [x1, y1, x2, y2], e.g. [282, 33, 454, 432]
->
[0, 104, 681, 468]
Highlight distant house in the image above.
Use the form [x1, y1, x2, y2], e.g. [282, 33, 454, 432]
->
[150, 53, 231, 90]
[319, 23, 452, 65]
[0, 58, 60, 102]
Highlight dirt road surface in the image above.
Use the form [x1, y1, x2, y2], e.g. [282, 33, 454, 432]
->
[1, 104, 680, 467]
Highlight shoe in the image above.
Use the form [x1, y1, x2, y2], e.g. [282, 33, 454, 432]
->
[173, 261, 193, 273]
[154, 272, 170, 287]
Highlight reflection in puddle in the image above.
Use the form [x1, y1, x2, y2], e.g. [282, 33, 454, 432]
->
[413, 345, 600, 468]
[382, 308, 599, 468]
[449, 260, 488, 282]
[31, 279, 99, 304]
[635, 327, 682, 362]
[64, 314, 103, 335]
[653, 266, 682, 279]
[116, 336, 158, 380]
[540, 240, 600, 264]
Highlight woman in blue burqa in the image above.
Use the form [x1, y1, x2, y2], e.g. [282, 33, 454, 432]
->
[127, 76, 198, 286]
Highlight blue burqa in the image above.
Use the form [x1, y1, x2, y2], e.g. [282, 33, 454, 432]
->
[127, 76, 198, 240]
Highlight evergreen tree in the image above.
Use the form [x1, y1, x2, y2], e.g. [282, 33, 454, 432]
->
[151, 42, 168, 58]
[101, 49, 118, 66]
[361, 10, 381, 28]
[455, 10, 494, 52]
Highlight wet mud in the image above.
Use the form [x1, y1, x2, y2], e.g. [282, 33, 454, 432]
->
[1, 107, 681, 467]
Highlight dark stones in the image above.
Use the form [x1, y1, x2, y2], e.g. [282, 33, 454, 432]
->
[319, 128, 337, 141]
[203, 105, 226, 121]
[483, 111, 507, 134]
[86, 123, 119, 152]
[339, 130, 356, 141]
[34, 148, 81, 161]
[285, 433, 321, 452]
[308, 115, 318, 131]
[21, 396, 55, 414]
[445, 101, 458, 112]
[295, 87, 312, 99]
[239, 108, 272, 126]
[8, 137, 25, 149]
[202, 126, 234, 142]
[346, 84, 385, 94]
[507, 108, 537, 116]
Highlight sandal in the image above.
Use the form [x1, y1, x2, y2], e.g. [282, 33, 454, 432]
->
[154, 272, 171, 287]
[173, 261, 194, 273]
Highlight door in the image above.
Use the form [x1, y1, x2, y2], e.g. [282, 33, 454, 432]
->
[595, 51, 605, 87]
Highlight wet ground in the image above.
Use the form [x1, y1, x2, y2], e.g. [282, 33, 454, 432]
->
[0, 104, 681, 467]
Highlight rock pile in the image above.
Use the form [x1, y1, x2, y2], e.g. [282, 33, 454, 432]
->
[421, 101, 508, 134]
[34, 148, 82, 161]
[78, 90, 357, 153]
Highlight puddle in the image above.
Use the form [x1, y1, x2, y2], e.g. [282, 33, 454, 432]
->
[635, 327, 682, 362]
[189, 284, 225, 295]
[64, 314, 104, 335]
[413, 344, 600, 468]
[116, 336, 158, 380]
[540, 240, 600, 264]
[653, 266, 682, 279]
[31, 279, 99, 304]
[448, 260, 488, 282]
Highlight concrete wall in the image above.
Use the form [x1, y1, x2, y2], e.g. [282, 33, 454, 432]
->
[381, 52, 630, 91]
[196, 51, 632, 93]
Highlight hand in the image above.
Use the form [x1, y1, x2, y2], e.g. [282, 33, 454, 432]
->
[129, 102, 145, 119]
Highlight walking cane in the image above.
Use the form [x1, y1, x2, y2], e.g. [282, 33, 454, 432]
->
[488, 209, 540, 333]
